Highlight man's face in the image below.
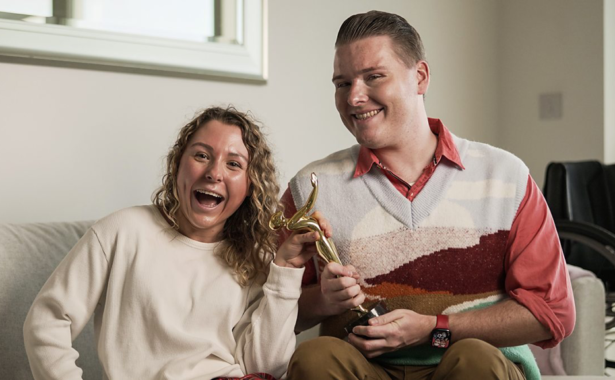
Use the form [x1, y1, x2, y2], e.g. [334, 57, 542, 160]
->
[332, 35, 429, 150]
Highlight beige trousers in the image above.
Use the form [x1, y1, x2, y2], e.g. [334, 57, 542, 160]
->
[287, 337, 526, 380]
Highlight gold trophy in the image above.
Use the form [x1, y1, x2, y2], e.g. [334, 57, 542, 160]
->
[269, 172, 387, 334]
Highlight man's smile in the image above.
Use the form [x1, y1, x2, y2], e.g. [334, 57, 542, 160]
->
[353, 108, 383, 120]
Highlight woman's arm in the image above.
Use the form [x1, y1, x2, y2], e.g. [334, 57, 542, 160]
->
[24, 228, 110, 380]
[233, 218, 328, 378]
[232, 263, 304, 379]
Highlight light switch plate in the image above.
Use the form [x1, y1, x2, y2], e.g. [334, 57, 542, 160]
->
[539, 92, 563, 120]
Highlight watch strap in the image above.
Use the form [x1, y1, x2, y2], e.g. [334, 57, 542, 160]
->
[435, 314, 449, 330]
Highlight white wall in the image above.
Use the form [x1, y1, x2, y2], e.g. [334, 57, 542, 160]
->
[0, 0, 499, 224]
[497, 0, 605, 187]
[606, 0, 615, 164]
[412, 0, 499, 146]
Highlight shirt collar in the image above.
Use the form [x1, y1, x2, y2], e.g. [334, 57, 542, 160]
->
[353, 118, 465, 178]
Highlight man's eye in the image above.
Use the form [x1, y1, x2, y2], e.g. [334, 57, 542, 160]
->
[368, 74, 382, 81]
[335, 82, 349, 89]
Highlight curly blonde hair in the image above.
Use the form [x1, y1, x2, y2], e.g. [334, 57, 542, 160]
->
[152, 106, 281, 286]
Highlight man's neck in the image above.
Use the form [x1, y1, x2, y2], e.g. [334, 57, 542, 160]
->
[372, 118, 438, 185]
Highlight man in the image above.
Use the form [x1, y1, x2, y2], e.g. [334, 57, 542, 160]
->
[282, 10, 574, 380]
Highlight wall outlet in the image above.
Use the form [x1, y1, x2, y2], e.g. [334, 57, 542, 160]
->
[539, 92, 563, 120]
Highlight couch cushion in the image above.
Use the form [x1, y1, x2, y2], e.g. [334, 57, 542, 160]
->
[0, 221, 101, 380]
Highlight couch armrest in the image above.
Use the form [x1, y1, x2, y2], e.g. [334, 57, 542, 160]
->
[560, 276, 605, 375]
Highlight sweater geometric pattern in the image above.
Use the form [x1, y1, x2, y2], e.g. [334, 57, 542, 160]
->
[290, 136, 540, 380]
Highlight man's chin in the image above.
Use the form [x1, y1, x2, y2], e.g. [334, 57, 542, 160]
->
[355, 136, 382, 150]
[350, 127, 379, 147]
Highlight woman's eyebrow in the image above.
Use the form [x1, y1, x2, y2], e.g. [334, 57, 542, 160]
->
[228, 151, 249, 162]
[189, 142, 212, 150]
[190, 142, 248, 162]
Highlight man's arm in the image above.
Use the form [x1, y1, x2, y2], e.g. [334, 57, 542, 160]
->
[297, 284, 329, 331]
[449, 298, 551, 346]
[280, 187, 367, 332]
[349, 175, 574, 356]
[349, 299, 551, 358]
[504, 176, 575, 348]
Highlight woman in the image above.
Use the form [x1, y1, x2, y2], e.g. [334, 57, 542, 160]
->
[24, 106, 326, 380]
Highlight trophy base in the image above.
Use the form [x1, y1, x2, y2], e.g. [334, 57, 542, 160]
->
[344, 303, 388, 335]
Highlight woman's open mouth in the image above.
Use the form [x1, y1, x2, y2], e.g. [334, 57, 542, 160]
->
[194, 189, 224, 208]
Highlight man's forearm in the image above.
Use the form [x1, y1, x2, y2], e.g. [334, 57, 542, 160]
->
[449, 299, 552, 347]
[296, 285, 330, 332]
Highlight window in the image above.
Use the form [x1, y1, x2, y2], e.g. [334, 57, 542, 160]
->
[0, 0, 266, 80]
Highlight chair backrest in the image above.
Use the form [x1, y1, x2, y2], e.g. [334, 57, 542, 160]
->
[544, 161, 615, 290]
[0, 221, 101, 380]
[604, 163, 615, 224]
[544, 161, 615, 232]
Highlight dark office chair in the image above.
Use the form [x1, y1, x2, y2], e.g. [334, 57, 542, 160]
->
[543, 161, 615, 295]
[544, 161, 615, 291]
[543, 161, 615, 368]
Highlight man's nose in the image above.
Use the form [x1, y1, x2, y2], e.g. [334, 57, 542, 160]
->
[348, 82, 368, 106]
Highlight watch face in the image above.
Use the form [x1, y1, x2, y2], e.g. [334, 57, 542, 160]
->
[431, 329, 451, 348]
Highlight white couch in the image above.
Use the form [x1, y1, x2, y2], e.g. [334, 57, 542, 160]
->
[0, 220, 608, 379]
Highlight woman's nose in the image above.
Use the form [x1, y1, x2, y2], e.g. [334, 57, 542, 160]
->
[205, 162, 223, 182]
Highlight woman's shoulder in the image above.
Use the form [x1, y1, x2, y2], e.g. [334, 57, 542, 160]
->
[92, 204, 166, 237]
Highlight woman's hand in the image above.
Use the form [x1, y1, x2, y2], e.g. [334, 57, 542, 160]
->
[274, 211, 331, 268]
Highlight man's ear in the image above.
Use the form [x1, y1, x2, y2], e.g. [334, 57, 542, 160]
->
[416, 60, 430, 95]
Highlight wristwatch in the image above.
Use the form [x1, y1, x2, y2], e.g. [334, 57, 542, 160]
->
[431, 314, 451, 348]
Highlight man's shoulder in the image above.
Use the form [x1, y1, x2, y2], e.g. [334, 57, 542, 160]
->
[457, 136, 528, 173]
[293, 145, 360, 181]
[452, 136, 530, 215]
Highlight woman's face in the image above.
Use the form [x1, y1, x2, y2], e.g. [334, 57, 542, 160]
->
[175, 120, 250, 243]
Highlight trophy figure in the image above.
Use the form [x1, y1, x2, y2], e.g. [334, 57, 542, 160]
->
[269, 172, 387, 334]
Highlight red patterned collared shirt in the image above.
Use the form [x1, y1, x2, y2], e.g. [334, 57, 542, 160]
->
[353, 118, 464, 201]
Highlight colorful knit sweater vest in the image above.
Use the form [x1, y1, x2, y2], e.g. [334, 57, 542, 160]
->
[290, 136, 540, 380]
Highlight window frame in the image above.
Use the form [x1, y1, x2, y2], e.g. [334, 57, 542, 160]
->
[0, 0, 267, 81]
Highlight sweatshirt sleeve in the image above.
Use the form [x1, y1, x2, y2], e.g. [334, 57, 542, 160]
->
[233, 262, 305, 379]
[505, 175, 575, 348]
[23, 228, 110, 380]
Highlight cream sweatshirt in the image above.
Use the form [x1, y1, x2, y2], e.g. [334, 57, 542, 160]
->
[24, 205, 304, 380]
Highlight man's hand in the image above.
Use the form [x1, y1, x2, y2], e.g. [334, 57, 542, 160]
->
[347, 309, 436, 358]
[295, 261, 367, 331]
[318, 262, 366, 315]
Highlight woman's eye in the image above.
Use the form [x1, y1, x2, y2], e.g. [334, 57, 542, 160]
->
[229, 161, 242, 169]
[368, 74, 382, 81]
[195, 153, 209, 160]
